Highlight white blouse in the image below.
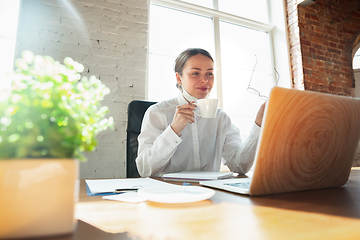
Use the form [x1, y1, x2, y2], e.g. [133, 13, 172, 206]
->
[135, 92, 261, 177]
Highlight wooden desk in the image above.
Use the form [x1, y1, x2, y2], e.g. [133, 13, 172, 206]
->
[42, 168, 360, 240]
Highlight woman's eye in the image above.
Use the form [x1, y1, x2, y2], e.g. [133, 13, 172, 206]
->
[207, 72, 214, 76]
[191, 72, 199, 75]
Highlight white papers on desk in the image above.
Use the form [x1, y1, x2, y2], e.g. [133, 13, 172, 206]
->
[85, 177, 174, 195]
[162, 171, 234, 182]
[87, 177, 217, 203]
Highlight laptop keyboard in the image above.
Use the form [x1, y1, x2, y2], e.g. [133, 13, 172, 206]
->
[224, 181, 251, 189]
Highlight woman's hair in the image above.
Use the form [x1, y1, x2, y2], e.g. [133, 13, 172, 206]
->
[174, 48, 214, 90]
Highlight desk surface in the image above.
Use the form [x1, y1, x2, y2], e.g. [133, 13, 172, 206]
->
[46, 168, 360, 240]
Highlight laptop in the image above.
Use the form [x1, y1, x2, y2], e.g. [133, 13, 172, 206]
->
[200, 87, 360, 196]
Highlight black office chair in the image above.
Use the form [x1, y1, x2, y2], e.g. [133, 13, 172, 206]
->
[126, 100, 157, 178]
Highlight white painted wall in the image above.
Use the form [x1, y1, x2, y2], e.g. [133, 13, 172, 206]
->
[15, 0, 149, 178]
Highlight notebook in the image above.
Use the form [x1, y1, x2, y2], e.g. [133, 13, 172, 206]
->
[162, 171, 234, 182]
[200, 87, 360, 196]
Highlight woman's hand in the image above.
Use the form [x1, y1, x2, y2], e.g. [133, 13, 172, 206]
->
[171, 102, 196, 134]
[255, 102, 266, 127]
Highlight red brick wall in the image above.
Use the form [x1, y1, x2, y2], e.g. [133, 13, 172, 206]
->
[286, 0, 360, 96]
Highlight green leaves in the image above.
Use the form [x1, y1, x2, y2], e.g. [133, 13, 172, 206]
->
[0, 51, 114, 161]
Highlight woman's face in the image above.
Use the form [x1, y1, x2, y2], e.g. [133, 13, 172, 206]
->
[176, 54, 214, 99]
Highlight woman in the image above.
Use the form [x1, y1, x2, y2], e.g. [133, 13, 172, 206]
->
[136, 48, 265, 177]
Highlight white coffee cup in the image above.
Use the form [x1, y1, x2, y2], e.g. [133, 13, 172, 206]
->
[195, 99, 218, 119]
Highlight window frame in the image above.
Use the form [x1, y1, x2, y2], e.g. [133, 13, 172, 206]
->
[149, 0, 278, 109]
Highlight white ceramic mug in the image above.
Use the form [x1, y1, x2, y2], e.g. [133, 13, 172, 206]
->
[195, 99, 218, 119]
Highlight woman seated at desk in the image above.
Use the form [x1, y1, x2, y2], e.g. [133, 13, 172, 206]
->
[136, 48, 265, 177]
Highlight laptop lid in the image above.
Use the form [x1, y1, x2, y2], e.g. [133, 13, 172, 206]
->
[249, 87, 360, 196]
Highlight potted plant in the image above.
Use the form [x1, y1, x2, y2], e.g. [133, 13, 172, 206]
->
[0, 51, 113, 239]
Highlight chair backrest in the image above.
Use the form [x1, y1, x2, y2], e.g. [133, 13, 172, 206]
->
[126, 100, 157, 178]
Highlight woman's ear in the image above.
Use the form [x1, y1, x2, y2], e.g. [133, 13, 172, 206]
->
[176, 72, 182, 85]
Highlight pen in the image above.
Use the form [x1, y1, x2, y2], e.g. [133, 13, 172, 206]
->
[114, 188, 139, 193]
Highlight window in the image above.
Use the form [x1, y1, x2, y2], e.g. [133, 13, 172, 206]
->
[217, 0, 269, 24]
[354, 48, 360, 69]
[0, 0, 21, 92]
[219, 21, 272, 137]
[353, 46, 360, 98]
[148, 0, 289, 138]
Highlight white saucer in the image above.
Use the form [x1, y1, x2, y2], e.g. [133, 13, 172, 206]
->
[138, 186, 215, 204]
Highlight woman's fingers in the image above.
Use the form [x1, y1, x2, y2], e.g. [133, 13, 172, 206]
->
[255, 102, 266, 127]
[177, 102, 195, 111]
[171, 102, 196, 134]
[176, 107, 195, 118]
[176, 107, 195, 123]
[176, 103, 196, 119]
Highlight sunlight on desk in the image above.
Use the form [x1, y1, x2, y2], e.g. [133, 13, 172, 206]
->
[76, 200, 263, 239]
[76, 199, 360, 240]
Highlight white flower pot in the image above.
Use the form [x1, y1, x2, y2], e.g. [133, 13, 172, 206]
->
[0, 159, 79, 239]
